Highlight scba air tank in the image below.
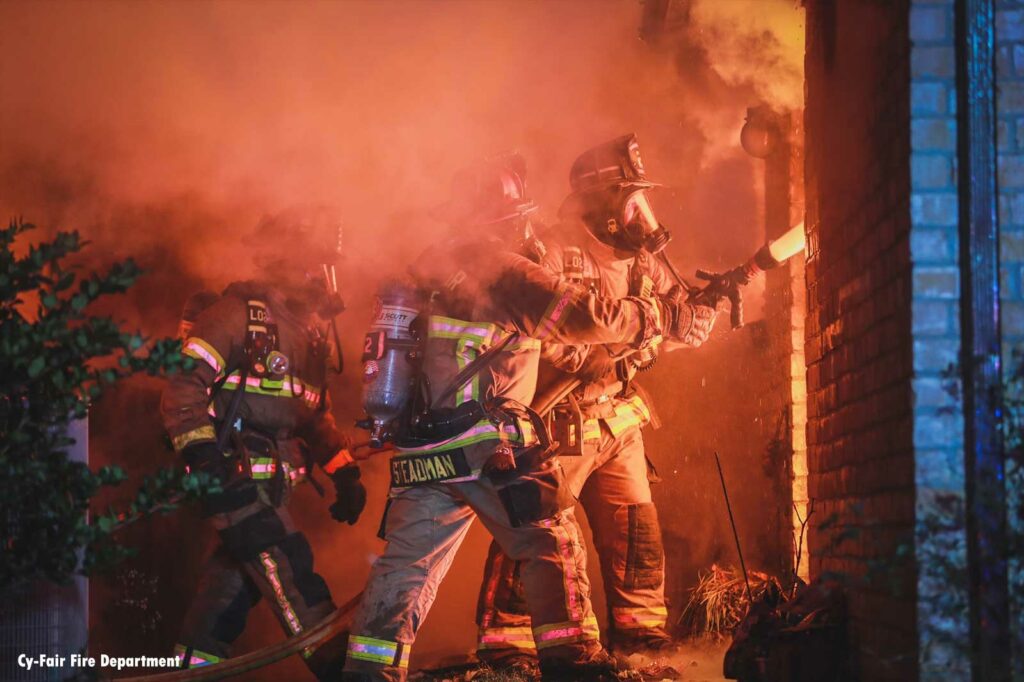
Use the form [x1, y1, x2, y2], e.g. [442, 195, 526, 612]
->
[361, 281, 421, 447]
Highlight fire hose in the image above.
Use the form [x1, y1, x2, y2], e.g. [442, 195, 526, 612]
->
[118, 591, 361, 681]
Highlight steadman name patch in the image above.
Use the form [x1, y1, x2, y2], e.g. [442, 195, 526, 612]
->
[390, 449, 473, 488]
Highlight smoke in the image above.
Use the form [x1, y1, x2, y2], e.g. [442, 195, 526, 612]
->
[690, 0, 805, 112]
[0, 0, 804, 672]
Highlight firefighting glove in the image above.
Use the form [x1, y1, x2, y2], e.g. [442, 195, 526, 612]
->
[576, 344, 628, 383]
[664, 300, 718, 347]
[182, 441, 233, 483]
[329, 465, 367, 525]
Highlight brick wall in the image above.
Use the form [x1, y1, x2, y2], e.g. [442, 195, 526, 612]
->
[996, 0, 1024, 675]
[908, 1, 970, 679]
[804, 1, 920, 679]
[761, 111, 810, 583]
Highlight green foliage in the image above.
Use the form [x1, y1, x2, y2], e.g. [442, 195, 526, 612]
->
[0, 218, 216, 595]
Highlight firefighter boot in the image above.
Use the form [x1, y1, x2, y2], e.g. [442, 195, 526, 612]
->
[538, 645, 622, 682]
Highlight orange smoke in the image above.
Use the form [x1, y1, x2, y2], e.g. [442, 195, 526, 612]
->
[0, 0, 805, 673]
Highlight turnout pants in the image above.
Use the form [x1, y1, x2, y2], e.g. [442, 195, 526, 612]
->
[476, 424, 667, 660]
[343, 462, 601, 682]
[174, 485, 344, 680]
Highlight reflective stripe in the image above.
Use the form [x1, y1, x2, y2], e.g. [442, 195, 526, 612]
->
[603, 394, 651, 436]
[322, 448, 354, 474]
[399, 646, 411, 669]
[173, 644, 222, 667]
[259, 552, 302, 635]
[543, 518, 582, 622]
[347, 635, 399, 665]
[534, 287, 576, 340]
[249, 458, 306, 481]
[172, 424, 216, 451]
[428, 316, 501, 346]
[532, 616, 599, 649]
[582, 419, 602, 442]
[302, 388, 322, 409]
[454, 337, 478, 407]
[507, 338, 541, 352]
[580, 394, 651, 442]
[395, 418, 537, 457]
[428, 316, 539, 408]
[221, 372, 320, 401]
[183, 337, 225, 377]
[478, 625, 537, 651]
[612, 605, 669, 629]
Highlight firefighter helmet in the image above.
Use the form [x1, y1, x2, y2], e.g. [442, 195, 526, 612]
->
[561, 134, 670, 254]
[244, 204, 346, 317]
[568, 133, 659, 194]
[433, 152, 538, 228]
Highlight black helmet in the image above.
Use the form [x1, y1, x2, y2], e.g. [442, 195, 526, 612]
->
[244, 204, 346, 317]
[433, 152, 538, 228]
[562, 134, 670, 254]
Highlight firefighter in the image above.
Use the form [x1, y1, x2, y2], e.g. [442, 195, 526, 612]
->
[475, 134, 715, 667]
[161, 207, 366, 681]
[342, 153, 714, 682]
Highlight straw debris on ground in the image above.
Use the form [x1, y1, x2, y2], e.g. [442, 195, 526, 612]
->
[679, 563, 785, 640]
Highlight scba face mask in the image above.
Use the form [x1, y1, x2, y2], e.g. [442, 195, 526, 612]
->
[619, 190, 671, 254]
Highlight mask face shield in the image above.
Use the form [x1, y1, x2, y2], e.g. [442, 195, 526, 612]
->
[622, 189, 659, 235]
[620, 189, 671, 253]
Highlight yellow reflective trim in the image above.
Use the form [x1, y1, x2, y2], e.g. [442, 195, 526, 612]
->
[427, 316, 500, 345]
[347, 635, 399, 665]
[534, 286, 576, 340]
[478, 625, 538, 650]
[183, 337, 226, 376]
[395, 418, 536, 457]
[172, 424, 216, 451]
[220, 372, 319, 399]
[612, 605, 667, 628]
[507, 338, 541, 352]
[604, 394, 652, 437]
[532, 616, 599, 650]
[259, 552, 302, 635]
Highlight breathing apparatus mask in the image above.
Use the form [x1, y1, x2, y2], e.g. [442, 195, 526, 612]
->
[577, 186, 671, 255]
[567, 133, 670, 255]
[616, 188, 671, 254]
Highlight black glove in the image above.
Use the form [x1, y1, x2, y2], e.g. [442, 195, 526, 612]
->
[662, 300, 718, 347]
[329, 465, 367, 525]
[182, 441, 232, 482]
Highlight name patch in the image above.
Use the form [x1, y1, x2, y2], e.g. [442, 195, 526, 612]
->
[390, 449, 473, 488]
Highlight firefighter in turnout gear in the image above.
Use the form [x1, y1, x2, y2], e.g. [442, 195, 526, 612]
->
[343, 154, 700, 682]
[161, 208, 364, 680]
[475, 135, 718, 666]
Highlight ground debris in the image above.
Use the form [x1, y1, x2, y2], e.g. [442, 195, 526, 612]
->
[724, 579, 848, 682]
